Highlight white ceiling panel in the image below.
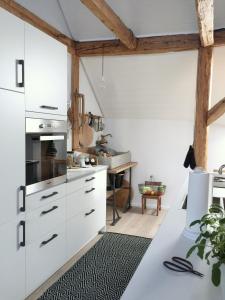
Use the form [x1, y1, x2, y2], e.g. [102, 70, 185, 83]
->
[16, 0, 71, 37]
[15, 0, 225, 42]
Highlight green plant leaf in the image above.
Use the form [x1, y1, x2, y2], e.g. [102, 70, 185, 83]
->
[197, 239, 206, 259]
[190, 220, 201, 227]
[212, 264, 221, 286]
[195, 234, 202, 243]
[219, 218, 225, 225]
[186, 245, 198, 258]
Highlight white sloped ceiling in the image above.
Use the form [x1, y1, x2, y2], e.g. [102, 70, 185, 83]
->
[16, 0, 225, 41]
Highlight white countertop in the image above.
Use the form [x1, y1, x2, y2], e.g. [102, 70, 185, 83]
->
[66, 165, 108, 182]
[121, 194, 223, 300]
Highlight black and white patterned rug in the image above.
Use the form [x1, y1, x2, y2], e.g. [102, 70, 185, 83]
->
[39, 232, 152, 300]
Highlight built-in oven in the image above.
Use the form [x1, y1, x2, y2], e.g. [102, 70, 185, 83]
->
[26, 118, 67, 195]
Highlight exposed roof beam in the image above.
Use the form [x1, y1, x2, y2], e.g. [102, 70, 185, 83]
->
[76, 28, 225, 57]
[207, 97, 225, 126]
[80, 0, 137, 49]
[76, 33, 201, 56]
[196, 0, 214, 47]
[0, 0, 75, 49]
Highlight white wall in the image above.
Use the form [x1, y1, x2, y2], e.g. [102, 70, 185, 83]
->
[105, 119, 193, 208]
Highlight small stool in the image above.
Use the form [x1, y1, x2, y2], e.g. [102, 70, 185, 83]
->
[141, 194, 162, 216]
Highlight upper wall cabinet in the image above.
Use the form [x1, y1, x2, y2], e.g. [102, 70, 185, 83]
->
[25, 24, 67, 116]
[0, 8, 25, 93]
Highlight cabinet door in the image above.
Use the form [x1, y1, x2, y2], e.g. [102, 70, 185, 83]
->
[25, 24, 67, 115]
[0, 218, 26, 300]
[95, 170, 107, 230]
[0, 89, 25, 226]
[0, 8, 24, 92]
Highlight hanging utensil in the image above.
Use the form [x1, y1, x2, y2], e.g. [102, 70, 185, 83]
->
[79, 94, 94, 147]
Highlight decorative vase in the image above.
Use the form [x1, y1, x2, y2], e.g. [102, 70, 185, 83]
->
[221, 264, 225, 299]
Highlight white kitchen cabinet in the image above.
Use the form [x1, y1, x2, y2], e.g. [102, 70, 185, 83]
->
[26, 197, 66, 245]
[25, 23, 67, 116]
[0, 89, 25, 226]
[26, 223, 66, 295]
[66, 170, 107, 259]
[0, 8, 25, 93]
[0, 218, 26, 300]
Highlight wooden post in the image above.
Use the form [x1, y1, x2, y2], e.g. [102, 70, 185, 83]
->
[194, 46, 213, 169]
[71, 53, 80, 150]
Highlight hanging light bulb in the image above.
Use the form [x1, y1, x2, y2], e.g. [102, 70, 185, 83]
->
[99, 46, 106, 89]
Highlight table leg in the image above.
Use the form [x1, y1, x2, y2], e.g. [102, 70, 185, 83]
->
[111, 174, 121, 226]
[156, 197, 159, 216]
[123, 167, 132, 213]
[142, 196, 144, 214]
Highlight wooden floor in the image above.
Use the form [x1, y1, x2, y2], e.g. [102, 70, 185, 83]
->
[107, 206, 167, 238]
[26, 206, 167, 300]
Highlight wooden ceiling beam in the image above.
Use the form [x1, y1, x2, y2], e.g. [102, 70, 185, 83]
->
[207, 97, 225, 126]
[196, 0, 214, 47]
[0, 0, 75, 49]
[80, 0, 137, 49]
[76, 33, 201, 56]
[75, 28, 225, 57]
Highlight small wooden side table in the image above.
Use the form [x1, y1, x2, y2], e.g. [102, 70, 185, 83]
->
[141, 194, 162, 216]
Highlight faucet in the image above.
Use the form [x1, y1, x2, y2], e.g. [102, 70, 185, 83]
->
[218, 164, 225, 175]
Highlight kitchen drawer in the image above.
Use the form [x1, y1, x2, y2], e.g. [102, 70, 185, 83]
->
[26, 184, 66, 212]
[26, 223, 66, 295]
[66, 184, 96, 220]
[26, 198, 66, 244]
[66, 207, 98, 260]
[67, 174, 96, 195]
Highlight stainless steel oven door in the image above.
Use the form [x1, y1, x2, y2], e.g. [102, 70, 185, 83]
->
[26, 118, 67, 195]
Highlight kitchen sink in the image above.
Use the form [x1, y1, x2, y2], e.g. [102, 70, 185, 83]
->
[98, 151, 131, 169]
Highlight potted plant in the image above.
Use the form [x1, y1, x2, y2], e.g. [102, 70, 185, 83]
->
[186, 204, 225, 294]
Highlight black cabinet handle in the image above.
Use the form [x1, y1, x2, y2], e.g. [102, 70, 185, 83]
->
[41, 191, 58, 199]
[85, 188, 95, 194]
[16, 59, 24, 88]
[85, 177, 95, 182]
[85, 209, 95, 216]
[40, 105, 58, 110]
[19, 220, 25, 247]
[41, 205, 58, 215]
[19, 186, 26, 212]
[41, 234, 58, 246]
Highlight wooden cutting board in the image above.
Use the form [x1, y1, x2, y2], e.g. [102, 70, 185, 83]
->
[79, 116, 94, 147]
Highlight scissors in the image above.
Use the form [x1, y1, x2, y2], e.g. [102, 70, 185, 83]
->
[163, 256, 204, 277]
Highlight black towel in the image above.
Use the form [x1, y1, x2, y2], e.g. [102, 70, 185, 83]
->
[183, 145, 196, 170]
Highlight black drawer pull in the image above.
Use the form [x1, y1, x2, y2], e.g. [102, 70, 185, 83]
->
[19, 220, 25, 247]
[85, 177, 95, 182]
[85, 188, 95, 194]
[19, 186, 26, 212]
[85, 209, 95, 216]
[41, 205, 58, 215]
[41, 191, 58, 199]
[41, 234, 58, 246]
[40, 105, 58, 110]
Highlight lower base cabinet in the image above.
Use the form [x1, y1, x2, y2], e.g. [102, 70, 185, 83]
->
[26, 223, 66, 295]
[0, 219, 26, 300]
[67, 209, 98, 260]
[0, 169, 106, 299]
